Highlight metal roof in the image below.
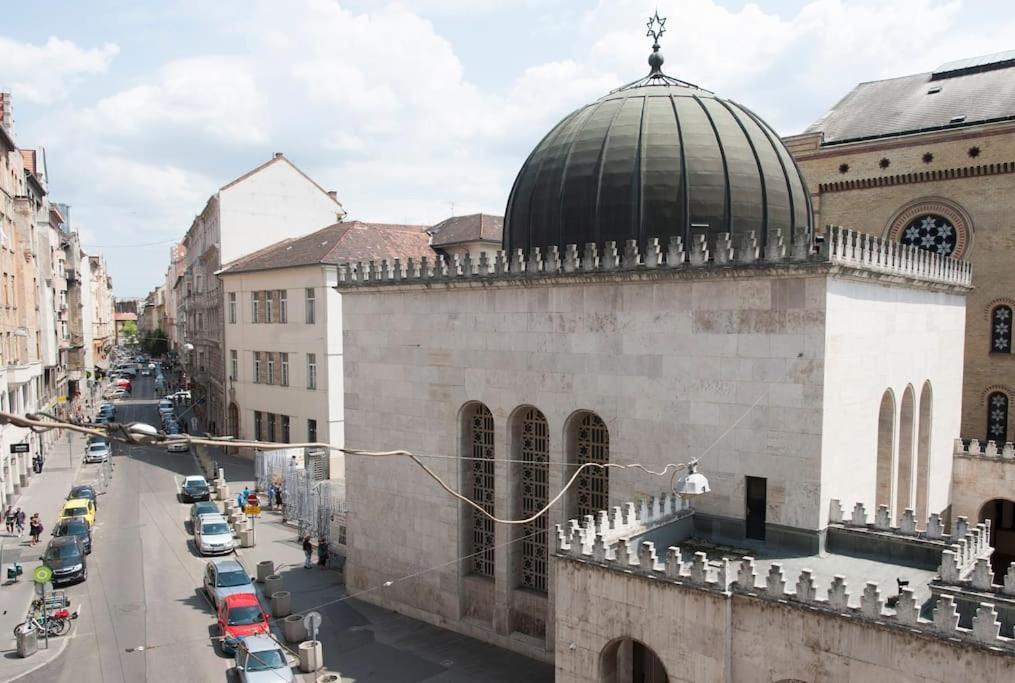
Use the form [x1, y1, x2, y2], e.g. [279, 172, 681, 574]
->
[933, 49, 1015, 79]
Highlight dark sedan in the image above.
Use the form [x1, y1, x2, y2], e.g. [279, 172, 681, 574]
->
[181, 478, 211, 503]
[43, 536, 88, 585]
[67, 484, 99, 510]
[53, 517, 93, 554]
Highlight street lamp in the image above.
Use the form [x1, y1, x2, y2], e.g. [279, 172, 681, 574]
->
[676, 460, 711, 497]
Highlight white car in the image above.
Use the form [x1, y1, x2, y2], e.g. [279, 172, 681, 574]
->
[166, 439, 190, 453]
[84, 442, 111, 463]
[195, 514, 235, 556]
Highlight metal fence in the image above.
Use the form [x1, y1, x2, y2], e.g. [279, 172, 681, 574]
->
[256, 448, 348, 550]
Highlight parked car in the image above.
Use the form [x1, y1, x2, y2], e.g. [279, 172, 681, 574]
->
[95, 414, 113, 426]
[42, 536, 88, 584]
[171, 390, 192, 402]
[217, 594, 269, 655]
[67, 484, 99, 510]
[190, 501, 221, 531]
[180, 476, 211, 502]
[234, 634, 296, 682]
[52, 517, 93, 554]
[167, 437, 188, 452]
[140, 367, 151, 376]
[104, 387, 128, 400]
[97, 404, 115, 420]
[84, 441, 111, 464]
[203, 558, 256, 608]
[61, 498, 97, 527]
[195, 514, 235, 556]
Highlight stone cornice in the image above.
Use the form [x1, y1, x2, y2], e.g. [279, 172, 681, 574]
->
[817, 161, 1015, 194]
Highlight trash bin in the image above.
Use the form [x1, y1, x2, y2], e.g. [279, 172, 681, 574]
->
[298, 640, 323, 673]
[283, 614, 306, 643]
[16, 624, 38, 658]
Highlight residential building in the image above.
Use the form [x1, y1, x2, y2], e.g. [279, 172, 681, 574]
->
[163, 243, 185, 349]
[428, 213, 502, 261]
[89, 255, 114, 375]
[218, 220, 433, 473]
[178, 153, 344, 435]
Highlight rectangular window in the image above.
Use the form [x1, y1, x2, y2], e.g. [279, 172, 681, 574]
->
[251, 293, 259, 324]
[253, 351, 261, 383]
[280, 352, 289, 386]
[228, 292, 236, 324]
[281, 415, 290, 443]
[267, 412, 277, 442]
[265, 290, 274, 323]
[279, 290, 288, 323]
[229, 350, 237, 381]
[307, 418, 317, 442]
[305, 288, 316, 324]
[307, 353, 317, 390]
[267, 354, 275, 385]
[254, 410, 263, 441]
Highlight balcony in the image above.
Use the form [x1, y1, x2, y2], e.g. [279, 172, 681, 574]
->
[5, 360, 43, 385]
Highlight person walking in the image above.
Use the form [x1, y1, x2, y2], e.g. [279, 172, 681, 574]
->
[302, 536, 313, 569]
[317, 536, 329, 568]
[236, 492, 245, 509]
[4, 506, 14, 535]
[266, 485, 275, 511]
[29, 514, 43, 545]
[15, 508, 26, 537]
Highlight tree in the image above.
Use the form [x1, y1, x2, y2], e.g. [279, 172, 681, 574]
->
[119, 320, 138, 345]
[141, 328, 169, 356]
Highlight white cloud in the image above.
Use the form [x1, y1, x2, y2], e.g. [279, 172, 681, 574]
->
[0, 36, 118, 104]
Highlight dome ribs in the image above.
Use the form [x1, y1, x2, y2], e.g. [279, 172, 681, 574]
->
[592, 95, 634, 249]
[716, 98, 769, 247]
[691, 94, 732, 234]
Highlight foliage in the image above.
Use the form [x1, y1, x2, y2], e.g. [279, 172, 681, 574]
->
[141, 328, 169, 356]
[119, 320, 138, 344]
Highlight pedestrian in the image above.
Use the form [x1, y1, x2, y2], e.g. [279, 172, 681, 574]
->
[29, 514, 43, 545]
[4, 506, 14, 534]
[15, 508, 25, 537]
[242, 486, 250, 502]
[236, 492, 245, 509]
[317, 536, 329, 568]
[266, 485, 275, 511]
[302, 536, 313, 569]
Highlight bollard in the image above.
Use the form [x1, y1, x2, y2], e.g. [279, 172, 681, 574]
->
[271, 590, 291, 617]
[298, 640, 323, 673]
[283, 614, 307, 643]
[256, 560, 274, 583]
[239, 528, 254, 547]
[264, 573, 283, 597]
[218, 484, 230, 502]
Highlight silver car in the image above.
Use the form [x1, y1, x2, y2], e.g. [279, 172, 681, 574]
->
[195, 514, 235, 556]
[202, 557, 256, 608]
[84, 441, 111, 463]
[235, 635, 295, 682]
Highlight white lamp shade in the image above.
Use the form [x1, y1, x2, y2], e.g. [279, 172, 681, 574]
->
[677, 471, 710, 496]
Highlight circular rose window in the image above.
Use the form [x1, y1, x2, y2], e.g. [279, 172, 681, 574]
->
[899, 214, 956, 256]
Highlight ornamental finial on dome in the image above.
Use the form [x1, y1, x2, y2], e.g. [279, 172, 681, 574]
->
[646, 10, 666, 75]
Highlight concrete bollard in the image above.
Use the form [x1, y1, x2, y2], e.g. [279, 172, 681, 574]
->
[264, 574, 283, 597]
[239, 528, 254, 547]
[256, 560, 274, 583]
[271, 590, 291, 617]
[218, 484, 230, 502]
[298, 640, 323, 673]
[283, 614, 306, 643]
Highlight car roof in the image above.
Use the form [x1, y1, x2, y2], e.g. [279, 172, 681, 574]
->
[193, 501, 218, 509]
[200, 514, 228, 524]
[88, 442, 109, 448]
[64, 498, 92, 507]
[71, 484, 96, 492]
[183, 475, 207, 483]
[238, 634, 280, 653]
[50, 535, 81, 546]
[56, 517, 88, 527]
[210, 557, 245, 572]
[224, 592, 260, 606]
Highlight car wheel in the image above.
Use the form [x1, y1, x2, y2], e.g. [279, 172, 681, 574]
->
[82, 567, 88, 581]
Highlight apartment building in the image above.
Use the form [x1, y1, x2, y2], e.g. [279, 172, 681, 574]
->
[177, 153, 344, 435]
[217, 220, 433, 466]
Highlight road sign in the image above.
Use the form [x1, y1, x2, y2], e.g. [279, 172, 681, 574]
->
[56, 395, 67, 403]
[303, 611, 322, 641]
[32, 565, 53, 584]
[244, 504, 261, 516]
[10, 443, 29, 454]
[34, 580, 53, 596]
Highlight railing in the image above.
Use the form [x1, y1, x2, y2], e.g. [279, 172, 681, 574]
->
[954, 438, 1015, 460]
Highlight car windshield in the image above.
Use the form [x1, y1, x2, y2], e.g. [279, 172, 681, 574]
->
[45, 544, 81, 560]
[202, 523, 230, 535]
[65, 507, 88, 517]
[195, 503, 216, 515]
[227, 605, 263, 625]
[88, 445, 106, 452]
[70, 488, 94, 498]
[245, 648, 287, 671]
[185, 481, 207, 489]
[217, 570, 249, 587]
[56, 520, 88, 535]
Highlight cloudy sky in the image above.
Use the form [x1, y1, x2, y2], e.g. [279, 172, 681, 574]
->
[2, 0, 1013, 296]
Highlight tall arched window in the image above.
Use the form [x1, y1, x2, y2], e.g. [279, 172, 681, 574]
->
[517, 407, 549, 592]
[572, 412, 610, 519]
[991, 306, 1012, 353]
[463, 403, 495, 577]
[987, 392, 1009, 443]
[875, 391, 895, 511]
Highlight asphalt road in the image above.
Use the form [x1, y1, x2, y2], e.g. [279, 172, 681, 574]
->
[19, 374, 233, 683]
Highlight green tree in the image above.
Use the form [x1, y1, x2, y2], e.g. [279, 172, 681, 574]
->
[120, 320, 138, 345]
[142, 328, 169, 356]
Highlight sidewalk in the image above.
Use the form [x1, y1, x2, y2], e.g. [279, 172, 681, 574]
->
[0, 429, 92, 678]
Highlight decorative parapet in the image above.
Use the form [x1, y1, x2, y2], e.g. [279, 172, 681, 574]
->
[556, 497, 1014, 652]
[828, 499, 991, 584]
[955, 438, 1015, 461]
[334, 226, 971, 289]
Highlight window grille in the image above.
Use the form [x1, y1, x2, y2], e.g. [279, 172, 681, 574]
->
[519, 408, 549, 592]
[467, 404, 495, 577]
[988, 392, 1009, 442]
[991, 305, 1012, 353]
[574, 413, 609, 519]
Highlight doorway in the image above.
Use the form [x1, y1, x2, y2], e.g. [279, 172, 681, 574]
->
[746, 476, 767, 541]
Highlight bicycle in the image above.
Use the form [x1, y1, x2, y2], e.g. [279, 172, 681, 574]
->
[15, 612, 71, 638]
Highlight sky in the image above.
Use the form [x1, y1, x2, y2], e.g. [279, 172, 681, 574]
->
[1, 0, 1013, 297]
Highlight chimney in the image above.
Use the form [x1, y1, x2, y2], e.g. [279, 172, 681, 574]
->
[273, 152, 284, 159]
[0, 92, 13, 139]
[327, 190, 337, 201]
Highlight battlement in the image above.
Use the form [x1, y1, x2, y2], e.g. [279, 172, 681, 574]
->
[955, 438, 1015, 461]
[333, 226, 972, 289]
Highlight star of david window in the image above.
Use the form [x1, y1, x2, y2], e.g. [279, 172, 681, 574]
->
[899, 214, 956, 256]
[573, 413, 609, 520]
[466, 404, 495, 577]
[518, 408, 549, 592]
[991, 305, 1012, 354]
[987, 392, 1009, 443]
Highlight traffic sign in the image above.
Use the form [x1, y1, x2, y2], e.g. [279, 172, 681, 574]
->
[32, 565, 53, 584]
[303, 611, 322, 641]
[244, 504, 261, 516]
[34, 580, 53, 596]
[10, 443, 29, 454]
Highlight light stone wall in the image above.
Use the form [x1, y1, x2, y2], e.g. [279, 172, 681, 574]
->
[555, 559, 1015, 683]
[951, 451, 1015, 523]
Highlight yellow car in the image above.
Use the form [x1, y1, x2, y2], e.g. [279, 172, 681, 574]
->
[61, 498, 96, 527]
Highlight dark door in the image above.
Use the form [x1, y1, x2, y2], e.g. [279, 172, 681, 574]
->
[745, 476, 767, 540]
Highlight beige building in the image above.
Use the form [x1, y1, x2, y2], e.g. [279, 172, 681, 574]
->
[428, 213, 502, 261]
[89, 255, 114, 374]
[218, 220, 433, 458]
[177, 153, 344, 435]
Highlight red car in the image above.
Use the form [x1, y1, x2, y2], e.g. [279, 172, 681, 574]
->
[115, 378, 132, 392]
[217, 593, 269, 655]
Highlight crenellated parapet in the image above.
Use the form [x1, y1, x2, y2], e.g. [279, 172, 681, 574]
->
[955, 438, 1015, 460]
[334, 226, 972, 289]
[554, 490, 693, 558]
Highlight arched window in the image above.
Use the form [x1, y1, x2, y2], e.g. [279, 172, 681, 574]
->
[572, 412, 610, 519]
[517, 407, 549, 592]
[991, 305, 1012, 353]
[463, 403, 495, 577]
[987, 392, 1009, 443]
[875, 391, 895, 512]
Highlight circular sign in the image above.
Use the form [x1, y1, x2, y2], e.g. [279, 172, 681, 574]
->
[33, 565, 53, 584]
[302, 611, 322, 631]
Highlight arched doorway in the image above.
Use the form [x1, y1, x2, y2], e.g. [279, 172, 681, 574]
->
[601, 638, 668, 683]
[980, 499, 1015, 583]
